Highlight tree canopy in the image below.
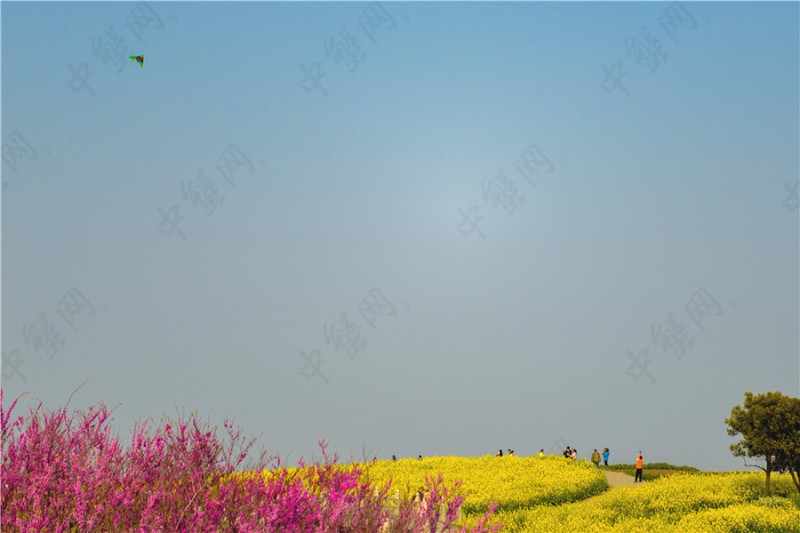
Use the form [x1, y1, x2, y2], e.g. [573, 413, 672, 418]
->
[725, 391, 800, 496]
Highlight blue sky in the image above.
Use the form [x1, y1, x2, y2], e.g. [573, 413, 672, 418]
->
[2, 1, 798, 471]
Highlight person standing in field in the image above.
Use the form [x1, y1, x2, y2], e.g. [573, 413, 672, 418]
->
[634, 452, 644, 482]
[570, 448, 578, 460]
[591, 449, 601, 467]
[563, 446, 571, 459]
[602, 448, 610, 466]
[538, 449, 545, 458]
[496, 449, 503, 457]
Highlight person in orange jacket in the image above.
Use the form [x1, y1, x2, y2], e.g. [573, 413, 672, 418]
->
[634, 451, 644, 482]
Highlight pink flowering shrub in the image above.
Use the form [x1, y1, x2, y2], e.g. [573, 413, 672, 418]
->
[1, 390, 499, 532]
[384, 473, 500, 533]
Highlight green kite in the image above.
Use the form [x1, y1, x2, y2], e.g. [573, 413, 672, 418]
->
[130, 55, 144, 68]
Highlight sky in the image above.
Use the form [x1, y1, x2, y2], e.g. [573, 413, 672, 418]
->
[1, 1, 798, 473]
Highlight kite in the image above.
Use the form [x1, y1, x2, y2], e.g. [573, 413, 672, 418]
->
[129, 55, 144, 68]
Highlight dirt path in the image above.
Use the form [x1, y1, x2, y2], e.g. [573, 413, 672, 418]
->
[603, 470, 636, 488]
[576, 470, 637, 504]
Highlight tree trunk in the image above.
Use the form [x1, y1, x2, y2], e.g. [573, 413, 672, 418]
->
[790, 465, 800, 494]
[765, 466, 772, 497]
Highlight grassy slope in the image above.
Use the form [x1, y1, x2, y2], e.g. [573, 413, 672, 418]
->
[600, 462, 700, 482]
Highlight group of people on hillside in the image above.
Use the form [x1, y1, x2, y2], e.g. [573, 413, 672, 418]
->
[404, 447, 646, 483]
[492, 447, 613, 466]
[562, 447, 644, 481]
[491, 446, 613, 466]
[557, 446, 610, 467]
[568, 447, 645, 481]
[591, 448, 611, 467]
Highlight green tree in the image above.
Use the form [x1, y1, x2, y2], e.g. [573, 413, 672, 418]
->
[774, 404, 800, 495]
[725, 391, 800, 496]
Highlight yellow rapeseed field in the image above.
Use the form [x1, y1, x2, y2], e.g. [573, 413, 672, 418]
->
[485, 471, 800, 532]
[233, 457, 800, 532]
[361, 455, 608, 515]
